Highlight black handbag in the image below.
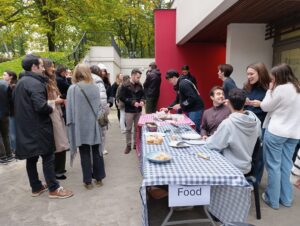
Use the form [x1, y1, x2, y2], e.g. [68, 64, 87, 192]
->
[77, 84, 109, 127]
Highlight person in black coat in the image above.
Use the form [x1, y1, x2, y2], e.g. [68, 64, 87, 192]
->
[55, 65, 71, 122]
[14, 54, 73, 198]
[161, 69, 204, 132]
[143, 62, 161, 113]
[181, 65, 197, 88]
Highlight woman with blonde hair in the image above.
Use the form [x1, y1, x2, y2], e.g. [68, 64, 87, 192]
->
[66, 64, 106, 189]
[43, 58, 69, 180]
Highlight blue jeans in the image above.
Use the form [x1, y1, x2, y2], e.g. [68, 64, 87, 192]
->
[26, 152, 60, 192]
[263, 130, 299, 208]
[186, 110, 203, 133]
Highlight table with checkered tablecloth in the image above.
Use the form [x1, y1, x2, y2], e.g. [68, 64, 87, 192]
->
[136, 114, 195, 157]
[140, 124, 252, 226]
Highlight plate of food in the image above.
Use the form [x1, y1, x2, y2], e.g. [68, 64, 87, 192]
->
[146, 135, 164, 145]
[144, 132, 166, 137]
[147, 152, 172, 163]
[169, 141, 191, 148]
[181, 133, 201, 140]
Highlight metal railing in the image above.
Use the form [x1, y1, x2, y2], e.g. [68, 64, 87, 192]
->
[67, 32, 121, 65]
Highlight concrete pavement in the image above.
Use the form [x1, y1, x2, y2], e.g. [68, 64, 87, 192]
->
[0, 109, 299, 226]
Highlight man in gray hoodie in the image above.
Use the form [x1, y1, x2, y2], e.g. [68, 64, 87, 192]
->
[205, 88, 261, 175]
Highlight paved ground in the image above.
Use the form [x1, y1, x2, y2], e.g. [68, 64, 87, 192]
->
[0, 109, 299, 226]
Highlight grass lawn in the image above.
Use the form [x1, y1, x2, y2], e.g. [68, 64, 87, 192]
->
[0, 52, 74, 79]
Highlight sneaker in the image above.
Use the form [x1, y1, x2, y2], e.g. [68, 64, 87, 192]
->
[49, 187, 73, 199]
[95, 180, 103, 187]
[279, 201, 292, 208]
[124, 146, 131, 154]
[103, 150, 108, 155]
[6, 155, 15, 162]
[32, 184, 48, 197]
[56, 175, 67, 180]
[262, 192, 279, 210]
[84, 183, 94, 190]
[0, 159, 8, 164]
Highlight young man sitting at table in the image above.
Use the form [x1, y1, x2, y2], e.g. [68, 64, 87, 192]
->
[205, 88, 261, 175]
[200, 86, 231, 140]
[160, 69, 204, 132]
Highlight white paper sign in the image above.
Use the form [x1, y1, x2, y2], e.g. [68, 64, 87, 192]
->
[169, 185, 210, 207]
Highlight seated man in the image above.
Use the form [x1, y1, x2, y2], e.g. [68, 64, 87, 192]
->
[200, 86, 231, 139]
[205, 88, 261, 174]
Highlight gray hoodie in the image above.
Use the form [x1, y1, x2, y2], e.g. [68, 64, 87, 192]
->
[205, 110, 261, 174]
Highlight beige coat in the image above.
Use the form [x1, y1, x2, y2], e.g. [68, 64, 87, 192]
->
[49, 92, 70, 152]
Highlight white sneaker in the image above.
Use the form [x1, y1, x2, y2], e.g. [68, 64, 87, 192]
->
[103, 150, 108, 155]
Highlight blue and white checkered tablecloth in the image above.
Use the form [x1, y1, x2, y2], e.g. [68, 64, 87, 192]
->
[140, 124, 251, 226]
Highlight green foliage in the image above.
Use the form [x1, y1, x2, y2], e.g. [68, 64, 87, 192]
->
[0, 0, 171, 59]
[0, 52, 74, 79]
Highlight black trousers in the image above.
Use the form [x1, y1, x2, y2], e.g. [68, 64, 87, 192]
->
[26, 152, 60, 192]
[55, 150, 66, 175]
[79, 144, 106, 184]
[0, 116, 12, 159]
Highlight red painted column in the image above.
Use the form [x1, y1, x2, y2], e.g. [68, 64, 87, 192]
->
[154, 9, 226, 109]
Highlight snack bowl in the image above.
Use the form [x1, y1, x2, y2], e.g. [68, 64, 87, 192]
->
[146, 122, 158, 132]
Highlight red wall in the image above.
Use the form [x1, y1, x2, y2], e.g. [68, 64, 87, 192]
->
[155, 10, 226, 110]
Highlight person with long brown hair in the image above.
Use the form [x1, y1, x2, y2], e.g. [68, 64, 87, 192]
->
[43, 58, 69, 180]
[66, 64, 106, 189]
[258, 63, 300, 209]
[243, 62, 271, 183]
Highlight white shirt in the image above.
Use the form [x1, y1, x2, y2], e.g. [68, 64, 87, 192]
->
[261, 83, 300, 139]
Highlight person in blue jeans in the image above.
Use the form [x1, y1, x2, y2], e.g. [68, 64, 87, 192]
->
[257, 63, 300, 209]
[161, 69, 204, 132]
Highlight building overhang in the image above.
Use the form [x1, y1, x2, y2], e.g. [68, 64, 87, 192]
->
[176, 0, 300, 44]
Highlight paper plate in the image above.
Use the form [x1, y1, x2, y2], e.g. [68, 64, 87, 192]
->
[144, 132, 166, 137]
[181, 133, 201, 140]
[169, 141, 191, 148]
[184, 140, 206, 145]
[146, 152, 172, 163]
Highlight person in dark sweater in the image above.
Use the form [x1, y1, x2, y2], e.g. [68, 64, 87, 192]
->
[119, 68, 145, 154]
[181, 65, 197, 87]
[111, 73, 123, 121]
[218, 64, 237, 99]
[55, 65, 71, 122]
[243, 62, 271, 183]
[3, 70, 18, 155]
[98, 64, 114, 108]
[143, 62, 161, 113]
[161, 69, 204, 132]
[201, 86, 231, 139]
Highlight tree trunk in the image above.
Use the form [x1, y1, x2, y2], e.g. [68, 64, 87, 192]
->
[47, 32, 55, 51]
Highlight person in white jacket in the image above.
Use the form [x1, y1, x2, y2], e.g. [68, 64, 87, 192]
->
[90, 65, 110, 155]
[256, 63, 300, 210]
[205, 88, 261, 175]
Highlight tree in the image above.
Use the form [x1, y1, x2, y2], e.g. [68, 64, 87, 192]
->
[0, 0, 171, 57]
